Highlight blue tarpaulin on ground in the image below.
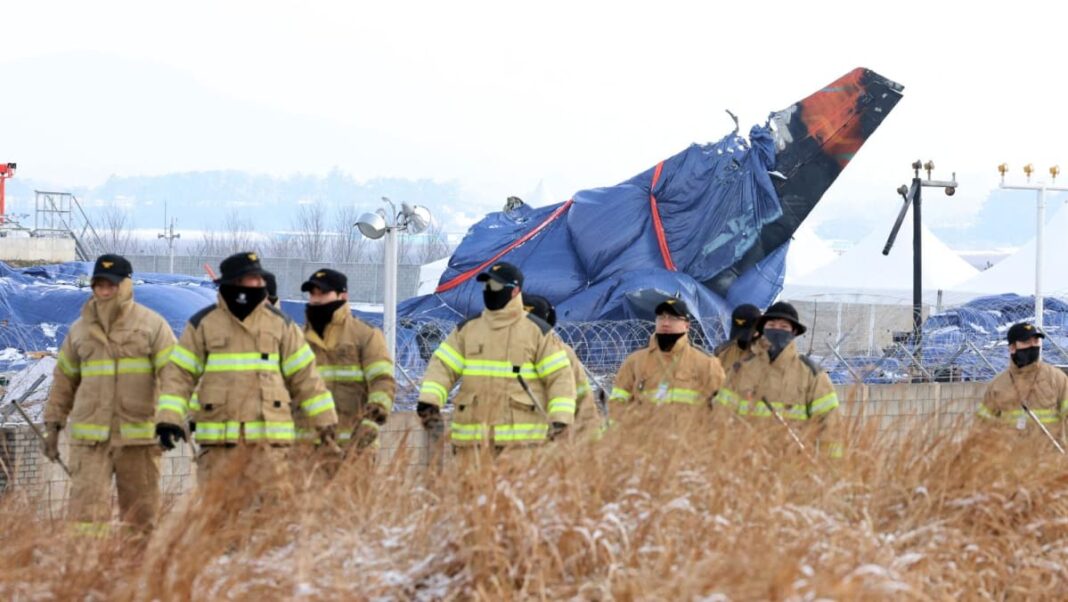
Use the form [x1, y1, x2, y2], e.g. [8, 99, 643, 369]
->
[399, 126, 789, 336]
[0, 261, 216, 371]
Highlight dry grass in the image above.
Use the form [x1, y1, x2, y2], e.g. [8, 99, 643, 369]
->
[2, 405, 1068, 601]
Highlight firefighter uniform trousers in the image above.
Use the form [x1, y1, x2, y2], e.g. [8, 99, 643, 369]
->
[45, 279, 176, 535]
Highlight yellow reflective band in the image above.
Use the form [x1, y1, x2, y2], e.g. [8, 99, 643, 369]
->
[450, 422, 486, 442]
[170, 345, 204, 375]
[153, 346, 174, 369]
[282, 345, 315, 377]
[736, 399, 809, 421]
[158, 394, 189, 418]
[421, 381, 448, 404]
[195, 421, 295, 442]
[365, 360, 393, 382]
[576, 382, 591, 397]
[651, 388, 701, 405]
[117, 358, 153, 375]
[809, 392, 840, 416]
[368, 390, 393, 411]
[547, 397, 576, 415]
[71, 423, 109, 441]
[205, 352, 280, 373]
[72, 521, 110, 538]
[610, 387, 632, 402]
[300, 391, 335, 418]
[535, 351, 570, 377]
[434, 343, 465, 374]
[189, 392, 202, 412]
[319, 364, 365, 382]
[983, 407, 1061, 424]
[827, 441, 845, 459]
[81, 360, 117, 377]
[462, 359, 537, 380]
[57, 351, 80, 377]
[493, 423, 549, 442]
[449, 422, 549, 443]
[120, 422, 155, 440]
[715, 388, 741, 409]
[977, 403, 997, 420]
[360, 419, 381, 432]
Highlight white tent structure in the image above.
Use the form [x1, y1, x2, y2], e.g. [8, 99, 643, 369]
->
[523, 180, 559, 208]
[780, 223, 979, 304]
[952, 202, 1068, 296]
[784, 223, 837, 284]
[417, 256, 451, 296]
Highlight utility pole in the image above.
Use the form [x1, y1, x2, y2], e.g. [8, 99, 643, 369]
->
[158, 202, 180, 274]
[997, 163, 1068, 330]
[883, 160, 958, 377]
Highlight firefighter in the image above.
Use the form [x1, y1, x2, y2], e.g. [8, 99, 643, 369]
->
[154, 252, 338, 485]
[609, 298, 725, 410]
[298, 268, 394, 451]
[976, 322, 1068, 441]
[43, 255, 177, 536]
[524, 294, 604, 435]
[714, 301, 842, 457]
[714, 304, 761, 371]
[416, 262, 576, 463]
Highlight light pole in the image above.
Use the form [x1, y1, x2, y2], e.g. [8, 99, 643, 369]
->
[355, 198, 431, 360]
[883, 160, 958, 372]
[157, 202, 180, 274]
[997, 163, 1068, 330]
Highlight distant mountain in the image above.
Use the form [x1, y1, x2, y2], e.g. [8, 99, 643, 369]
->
[4, 170, 465, 232]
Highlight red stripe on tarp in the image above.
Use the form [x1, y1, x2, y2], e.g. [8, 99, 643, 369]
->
[435, 199, 575, 294]
[648, 161, 676, 271]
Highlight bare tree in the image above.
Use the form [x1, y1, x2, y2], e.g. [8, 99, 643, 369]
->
[412, 220, 452, 265]
[331, 204, 369, 264]
[263, 233, 296, 258]
[291, 202, 329, 262]
[195, 210, 258, 257]
[94, 206, 136, 255]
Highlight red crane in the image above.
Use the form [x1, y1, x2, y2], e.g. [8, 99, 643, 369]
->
[0, 162, 15, 224]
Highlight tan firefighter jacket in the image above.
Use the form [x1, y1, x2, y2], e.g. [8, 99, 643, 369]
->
[298, 303, 395, 444]
[155, 295, 337, 445]
[45, 279, 177, 446]
[978, 360, 1068, 438]
[609, 334, 725, 408]
[418, 293, 576, 447]
[715, 337, 843, 457]
[715, 340, 750, 374]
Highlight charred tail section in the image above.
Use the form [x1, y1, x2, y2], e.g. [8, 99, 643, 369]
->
[708, 68, 904, 296]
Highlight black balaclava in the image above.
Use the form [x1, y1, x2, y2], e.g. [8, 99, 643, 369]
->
[1012, 346, 1041, 369]
[306, 299, 347, 338]
[655, 332, 685, 352]
[220, 284, 267, 321]
[483, 287, 513, 311]
[763, 328, 795, 362]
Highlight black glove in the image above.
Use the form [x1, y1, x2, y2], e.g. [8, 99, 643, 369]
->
[549, 422, 569, 441]
[156, 422, 187, 451]
[416, 402, 442, 430]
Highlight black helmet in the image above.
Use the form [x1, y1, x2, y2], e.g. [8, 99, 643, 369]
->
[756, 301, 806, 335]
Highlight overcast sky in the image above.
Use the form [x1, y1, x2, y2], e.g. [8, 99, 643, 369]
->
[2, 0, 1066, 237]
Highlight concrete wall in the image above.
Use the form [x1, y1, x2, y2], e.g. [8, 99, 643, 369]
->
[127, 255, 421, 303]
[0, 237, 76, 262]
[784, 300, 933, 358]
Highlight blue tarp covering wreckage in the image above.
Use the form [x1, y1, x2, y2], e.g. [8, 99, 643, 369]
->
[400, 67, 905, 339]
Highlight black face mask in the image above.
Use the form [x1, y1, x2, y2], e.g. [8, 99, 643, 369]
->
[763, 328, 795, 362]
[1012, 346, 1041, 368]
[220, 284, 267, 321]
[656, 332, 685, 352]
[306, 299, 347, 338]
[483, 288, 513, 311]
